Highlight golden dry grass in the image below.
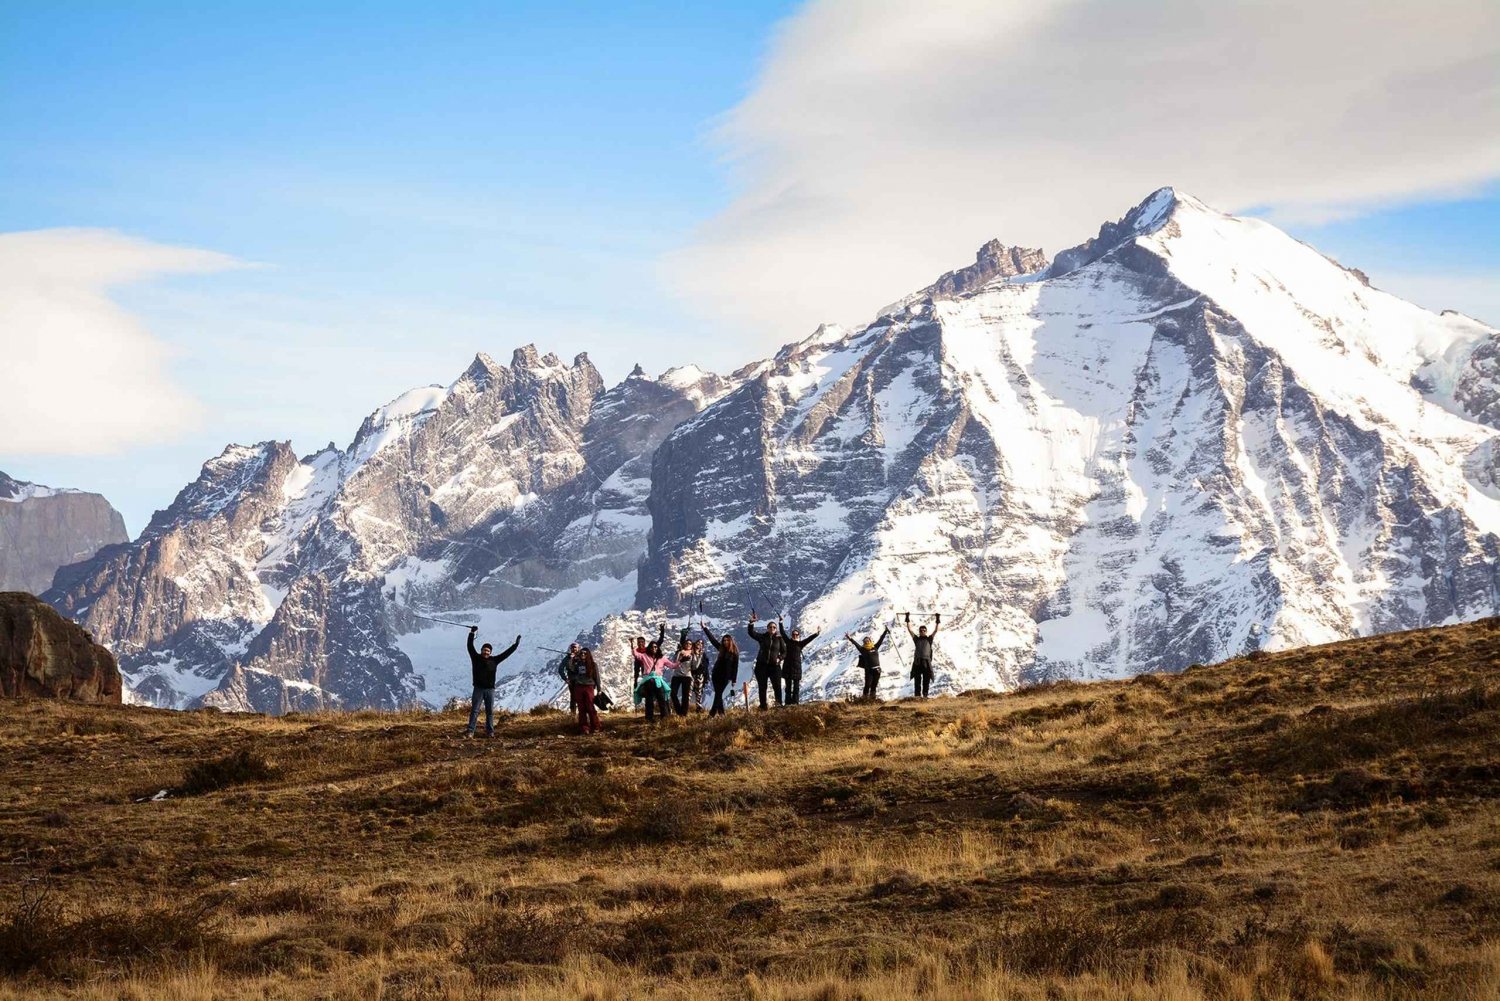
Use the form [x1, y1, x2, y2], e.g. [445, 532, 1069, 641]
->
[2, 619, 1500, 998]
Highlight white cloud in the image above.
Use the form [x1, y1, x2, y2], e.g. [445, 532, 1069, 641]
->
[0, 229, 245, 454]
[668, 0, 1500, 341]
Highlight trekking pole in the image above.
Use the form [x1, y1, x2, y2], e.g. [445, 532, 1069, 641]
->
[412, 612, 477, 628]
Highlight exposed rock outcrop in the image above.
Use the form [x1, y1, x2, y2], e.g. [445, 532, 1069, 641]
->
[928, 239, 1047, 298]
[0, 472, 128, 594]
[0, 592, 122, 702]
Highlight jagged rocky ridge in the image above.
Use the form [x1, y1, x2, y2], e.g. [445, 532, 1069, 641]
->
[46, 350, 732, 711]
[0, 472, 127, 594]
[47, 188, 1500, 711]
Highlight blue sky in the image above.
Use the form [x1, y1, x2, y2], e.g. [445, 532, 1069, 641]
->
[2, 1, 1496, 533]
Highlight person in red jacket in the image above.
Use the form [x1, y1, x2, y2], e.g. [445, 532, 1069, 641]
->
[569, 647, 602, 735]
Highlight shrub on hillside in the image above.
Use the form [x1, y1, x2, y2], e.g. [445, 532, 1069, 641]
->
[987, 905, 1210, 976]
[0, 883, 64, 976]
[178, 748, 277, 795]
[0, 886, 223, 979]
[461, 903, 587, 974]
[614, 798, 702, 844]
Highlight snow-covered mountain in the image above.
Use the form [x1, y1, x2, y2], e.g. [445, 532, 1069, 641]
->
[45, 349, 733, 711]
[643, 188, 1500, 698]
[46, 188, 1500, 710]
[0, 471, 127, 594]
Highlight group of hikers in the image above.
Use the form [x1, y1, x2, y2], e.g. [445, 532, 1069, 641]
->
[464, 612, 942, 737]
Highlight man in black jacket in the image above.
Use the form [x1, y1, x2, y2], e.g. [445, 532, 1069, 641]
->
[746, 613, 786, 709]
[905, 612, 940, 698]
[781, 621, 820, 705]
[466, 626, 521, 737]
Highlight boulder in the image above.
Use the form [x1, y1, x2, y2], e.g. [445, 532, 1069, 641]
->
[0, 592, 122, 702]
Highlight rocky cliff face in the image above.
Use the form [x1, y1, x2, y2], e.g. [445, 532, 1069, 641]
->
[0, 592, 121, 702]
[44, 188, 1500, 711]
[0, 472, 127, 594]
[46, 349, 733, 712]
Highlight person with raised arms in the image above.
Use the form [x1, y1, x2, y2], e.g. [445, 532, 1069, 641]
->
[781, 620, 820, 706]
[746, 612, 787, 710]
[700, 621, 740, 717]
[670, 633, 701, 716]
[465, 627, 521, 738]
[844, 626, 889, 702]
[632, 636, 672, 723]
[905, 612, 941, 698]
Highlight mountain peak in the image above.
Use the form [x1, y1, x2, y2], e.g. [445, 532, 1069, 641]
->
[510, 345, 543, 369]
[1046, 186, 1211, 278]
[928, 239, 1048, 300]
[466, 351, 500, 375]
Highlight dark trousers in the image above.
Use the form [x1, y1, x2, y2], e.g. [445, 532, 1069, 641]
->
[912, 662, 932, 698]
[572, 683, 599, 734]
[784, 674, 802, 705]
[642, 685, 667, 721]
[710, 669, 734, 716]
[862, 668, 881, 700]
[756, 668, 782, 709]
[670, 676, 691, 716]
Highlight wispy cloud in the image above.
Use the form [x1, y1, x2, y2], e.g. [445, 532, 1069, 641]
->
[667, 0, 1500, 341]
[0, 229, 246, 454]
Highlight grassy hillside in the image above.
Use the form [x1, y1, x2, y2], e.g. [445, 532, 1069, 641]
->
[2, 621, 1499, 1000]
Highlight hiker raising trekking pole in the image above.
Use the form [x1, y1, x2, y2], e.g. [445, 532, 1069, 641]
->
[701, 620, 740, 717]
[629, 623, 665, 706]
[844, 625, 889, 701]
[688, 639, 709, 711]
[746, 612, 786, 710]
[465, 627, 521, 738]
[633, 625, 672, 723]
[906, 612, 940, 699]
[670, 631, 701, 716]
